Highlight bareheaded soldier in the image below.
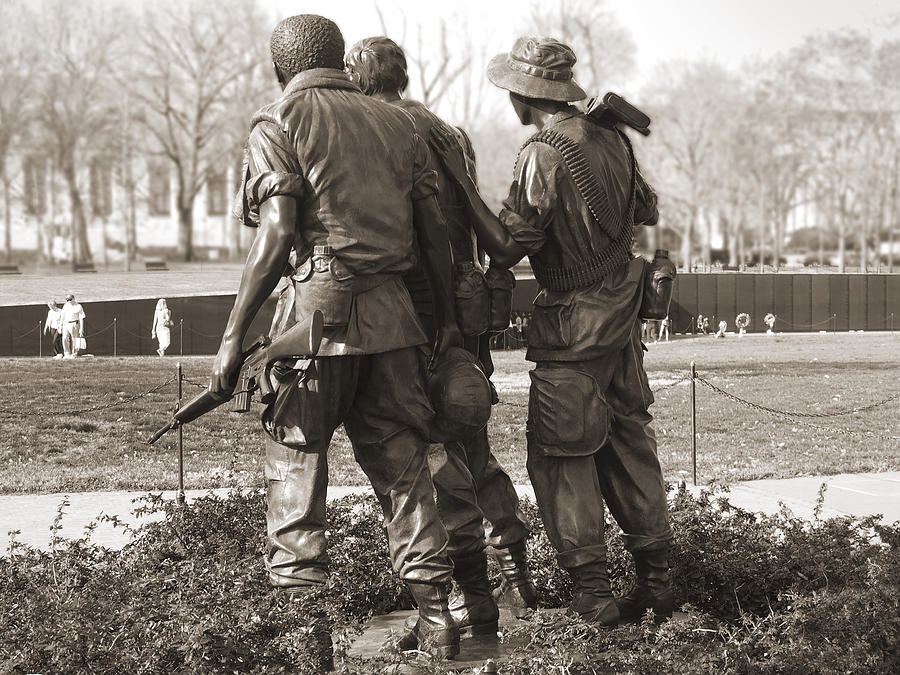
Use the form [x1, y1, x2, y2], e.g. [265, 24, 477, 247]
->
[210, 15, 465, 657]
[430, 37, 674, 626]
[345, 37, 538, 635]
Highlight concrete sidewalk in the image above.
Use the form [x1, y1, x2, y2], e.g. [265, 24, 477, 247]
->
[2, 472, 898, 553]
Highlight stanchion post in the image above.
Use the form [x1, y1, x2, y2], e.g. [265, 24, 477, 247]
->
[38, 321, 42, 358]
[176, 362, 185, 505]
[690, 361, 697, 486]
[832, 314, 836, 334]
[113, 318, 117, 357]
[180, 319, 184, 357]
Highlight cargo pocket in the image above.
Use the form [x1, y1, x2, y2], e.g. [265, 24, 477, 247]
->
[527, 291, 573, 350]
[262, 361, 324, 450]
[528, 367, 610, 457]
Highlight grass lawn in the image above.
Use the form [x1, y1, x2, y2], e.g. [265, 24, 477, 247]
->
[0, 333, 897, 494]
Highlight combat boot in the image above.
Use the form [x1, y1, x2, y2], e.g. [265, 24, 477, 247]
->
[490, 542, 538, 618]
[447, 551, 500, 636]
[616, 548, 674, 623]
[565, 560, 619, 627]
[396, 582, 460, 659]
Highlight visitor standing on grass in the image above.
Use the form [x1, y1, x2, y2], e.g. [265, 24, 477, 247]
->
[209, 14, 464, 661]
[430, 36, 674, 627]
[60, 294, 85, 359]
[151, 299, 172, 357]
[44, 301, 63, 358]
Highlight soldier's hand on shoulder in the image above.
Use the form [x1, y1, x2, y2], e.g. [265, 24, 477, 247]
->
[429, 126, 469, 184]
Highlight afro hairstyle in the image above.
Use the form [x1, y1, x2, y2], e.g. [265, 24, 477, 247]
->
[270, 14, 345, 80]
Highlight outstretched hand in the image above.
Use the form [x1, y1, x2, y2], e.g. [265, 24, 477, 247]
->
[429, 126, 470, 187]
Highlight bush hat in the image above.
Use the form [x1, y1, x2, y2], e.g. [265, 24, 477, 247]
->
[487, 37, 586, 102]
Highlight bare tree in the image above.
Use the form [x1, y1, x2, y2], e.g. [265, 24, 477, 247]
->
[527, 0, 637, 94]
[30, 0, 124, 267]
[125, 0, 271, 261]
[0, 1, 35, 262]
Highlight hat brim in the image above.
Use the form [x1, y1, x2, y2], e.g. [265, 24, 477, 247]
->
[487, 53, 586, 102]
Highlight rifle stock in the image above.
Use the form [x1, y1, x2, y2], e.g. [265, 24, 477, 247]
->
[148, 310, 324, 445]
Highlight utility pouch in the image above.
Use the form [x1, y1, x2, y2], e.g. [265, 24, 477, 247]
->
[528, 367, 610, 457]
[262, 359, 321, 453]
[485, 266, 516, 331]
[454, 262, 490, 337]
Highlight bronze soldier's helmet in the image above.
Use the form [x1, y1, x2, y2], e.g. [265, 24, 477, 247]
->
[426, 347, 492, 442]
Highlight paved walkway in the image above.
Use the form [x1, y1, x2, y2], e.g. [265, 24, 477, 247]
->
[2, 472, 898, 553]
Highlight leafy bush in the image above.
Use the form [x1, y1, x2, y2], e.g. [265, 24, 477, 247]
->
[1, 486, 897, 673]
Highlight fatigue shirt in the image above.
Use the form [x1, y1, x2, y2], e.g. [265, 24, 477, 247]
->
[393, 100, 478, 323]
[239, 69, 439, 356]
[500, 109, 659, 363]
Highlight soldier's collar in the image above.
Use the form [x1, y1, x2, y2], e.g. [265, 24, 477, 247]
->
[544, 105, 582, 128]
[283, 68, 361, 96]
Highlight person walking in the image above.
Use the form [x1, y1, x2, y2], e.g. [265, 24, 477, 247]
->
[151, 299, 173, 357]
[60, 294, 85, 359]
[44, 301, 63, 358]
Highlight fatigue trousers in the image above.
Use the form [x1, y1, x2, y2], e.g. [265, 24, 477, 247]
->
[526, 328, 673, 571]
[427, 333, 530, 559]
[263, 346, 453, 589]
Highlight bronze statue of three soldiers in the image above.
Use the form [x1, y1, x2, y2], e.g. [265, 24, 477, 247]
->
[211, 13, 674, 660]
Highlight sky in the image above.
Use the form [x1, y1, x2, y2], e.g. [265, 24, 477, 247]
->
[268, 0, 899, 87]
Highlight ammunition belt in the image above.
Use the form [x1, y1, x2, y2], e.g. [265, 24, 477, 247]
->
[519, 127, 637, 292]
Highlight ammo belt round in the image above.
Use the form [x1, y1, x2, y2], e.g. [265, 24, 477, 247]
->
[520, 127, 638, 292]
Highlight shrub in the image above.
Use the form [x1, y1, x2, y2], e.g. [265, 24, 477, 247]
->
[1, 486, 897, 673]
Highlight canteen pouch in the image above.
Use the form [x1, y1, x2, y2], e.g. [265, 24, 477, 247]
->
[640, 253, 676, 320]
[485, 266, 516, 331]
[454, 263, 490, 336]
[293, 267, 353, 327]
[528, 367, 610, 457]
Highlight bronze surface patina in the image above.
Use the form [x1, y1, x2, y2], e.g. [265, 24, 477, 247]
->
[209, 14, 465, 660]
[345, 37, 538, 639]
[430, 36, 675, 627]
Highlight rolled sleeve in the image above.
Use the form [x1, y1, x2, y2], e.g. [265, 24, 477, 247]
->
[499, 144, 560, 256]
[237, 121, 306, 227]
[411, 134, 439, 201]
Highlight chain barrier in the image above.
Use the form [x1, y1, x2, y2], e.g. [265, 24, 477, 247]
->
[83, 321, 116, 338]
[774, 315, 833, 329]
[11, 324, 40, 339]
[182, 376, 209, 390]
[693, 374, 899, 441]
[0, 375, 175, 418]
[184, 325, 224, 339]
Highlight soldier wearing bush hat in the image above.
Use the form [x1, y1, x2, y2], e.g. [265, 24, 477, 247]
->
[431, 36, 674, 627]
[210, 14, 465, 659]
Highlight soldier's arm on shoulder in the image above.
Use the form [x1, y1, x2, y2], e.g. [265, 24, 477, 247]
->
[498, 143, 561, 257]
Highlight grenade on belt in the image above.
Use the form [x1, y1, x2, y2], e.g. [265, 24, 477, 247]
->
[641, 249, 676, 320]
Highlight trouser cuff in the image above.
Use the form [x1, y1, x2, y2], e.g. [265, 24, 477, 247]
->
[556, 543, 607, 570]
[622, 530, 674, 553]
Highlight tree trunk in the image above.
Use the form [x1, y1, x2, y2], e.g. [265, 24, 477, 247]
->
[757, 183, 765, 270]
[61, 156, 92, 265]
[680, 207, 695, 272]
[2, 158, 10, 262]
[837, 193, 846, 274]
[177, 199, 194, 262]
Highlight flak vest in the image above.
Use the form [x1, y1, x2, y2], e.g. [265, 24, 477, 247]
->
[520, 125, 638, 293]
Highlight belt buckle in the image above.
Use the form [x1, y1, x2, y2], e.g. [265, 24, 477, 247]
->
[312, 256, 331, 273]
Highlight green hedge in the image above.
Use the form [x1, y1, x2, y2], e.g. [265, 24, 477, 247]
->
[2, 486, 897, 673]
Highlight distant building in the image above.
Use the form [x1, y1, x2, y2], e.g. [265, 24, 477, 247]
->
[3, 153, 251, 264]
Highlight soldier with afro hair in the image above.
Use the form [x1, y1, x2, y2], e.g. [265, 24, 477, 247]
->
[211, 14, 466, 661]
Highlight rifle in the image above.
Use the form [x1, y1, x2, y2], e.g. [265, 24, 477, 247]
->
[586, 92, 651, 136]
[148, 310, 324, 445]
